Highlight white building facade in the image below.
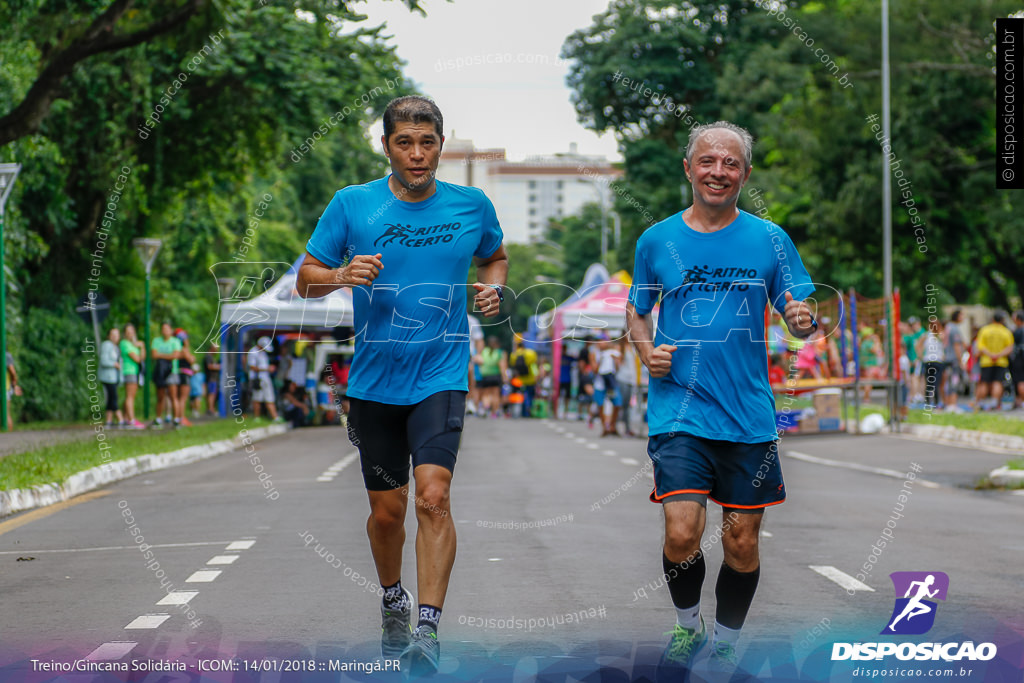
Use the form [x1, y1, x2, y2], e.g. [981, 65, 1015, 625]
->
[436, 136, 621, 244]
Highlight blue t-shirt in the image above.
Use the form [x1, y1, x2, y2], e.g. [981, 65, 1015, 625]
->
[628, 210, 814, 442]
[306, 177, 503, 404]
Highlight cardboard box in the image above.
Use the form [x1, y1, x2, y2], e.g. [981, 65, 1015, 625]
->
[799, 415, 819, 433]
[818, 417, 842, 432]
[813, 391, 841, 418]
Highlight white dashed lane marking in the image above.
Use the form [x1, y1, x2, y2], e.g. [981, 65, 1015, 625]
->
[226, 539, 256, 550]
[124, 614, 170, 630]
[186, 569, 222, 583]
[89, 538, 257, 663]
[620, 458, 640, 466]
[317, 452, 359, 482]
[809, 565, 875, 592]
[86, 642, 137, 661]
[156, 591, 199, 606]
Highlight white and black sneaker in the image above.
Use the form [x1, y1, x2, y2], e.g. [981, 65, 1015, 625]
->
[380, 588, 414, 658]
[400, 624, 440, 676]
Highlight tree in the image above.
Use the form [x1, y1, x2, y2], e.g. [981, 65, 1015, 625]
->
[0, 0, 422, 421]
[562, 0, 1024, 312]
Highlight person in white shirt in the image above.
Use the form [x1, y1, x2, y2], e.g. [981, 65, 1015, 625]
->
[248, 336, 279, 420]
[593, 337, 623, 436]
[615, 338, 649, 436]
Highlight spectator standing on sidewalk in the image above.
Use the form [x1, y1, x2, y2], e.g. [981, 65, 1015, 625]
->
[1011, 311, 1024, 411]
[99, 327, 124, 428]
[248, 336, 279, 420]
[6, 349, 21, 430]
[120, 323, 145, 428]
[972, 311, 1014, 412]
[918, 319, 946, 411]
[943, 310, 966, 413]
[204, 341, 221, 416]
[151, 321, 183, 428]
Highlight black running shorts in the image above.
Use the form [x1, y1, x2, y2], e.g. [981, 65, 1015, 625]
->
[346, 390, 466, 491]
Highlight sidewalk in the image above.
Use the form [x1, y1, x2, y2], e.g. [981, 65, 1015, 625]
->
[0, 416, 225, 460]
[0, 426, 108, 459]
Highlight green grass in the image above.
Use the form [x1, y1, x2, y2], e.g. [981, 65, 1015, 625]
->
[0, 418, 270, 491]
[904, 410, 1024, 437]
[1007, 459, 1024, 471]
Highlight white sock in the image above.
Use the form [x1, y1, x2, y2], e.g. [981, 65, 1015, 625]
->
[675, 604, 702, 630]
[712, 621, 741, 647]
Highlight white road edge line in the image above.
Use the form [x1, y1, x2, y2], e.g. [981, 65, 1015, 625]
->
[809, 565, 875, 592]
[787, 450, 941, 488]
[0, 541, 234, 555]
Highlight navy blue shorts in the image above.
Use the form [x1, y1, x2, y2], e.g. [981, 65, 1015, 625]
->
[646, 432, 785, 511]
[346, 390, 466, 491]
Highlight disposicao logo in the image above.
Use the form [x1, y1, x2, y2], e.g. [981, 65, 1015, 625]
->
[882, 571, 948, 635]
[832, 571, 997, 662]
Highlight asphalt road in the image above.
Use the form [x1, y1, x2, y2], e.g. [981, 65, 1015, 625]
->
[1, 417, 1021, 682]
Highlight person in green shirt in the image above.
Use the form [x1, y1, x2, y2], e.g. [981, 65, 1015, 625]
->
[903, 317, 926, 404]
[120, 323, 146, 428]
[151, 322, 183, 428]
[473, 336, 506, 417]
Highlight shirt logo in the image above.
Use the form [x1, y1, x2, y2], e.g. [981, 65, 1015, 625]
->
[374, 222, 463, 249]
[882, 571, 949, 635]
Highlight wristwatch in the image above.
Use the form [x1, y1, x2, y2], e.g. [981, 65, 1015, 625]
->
[487, 284, 504, 303]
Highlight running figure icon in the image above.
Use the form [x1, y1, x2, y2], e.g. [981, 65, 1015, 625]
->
[882, 571, 949, 635]
[888, 574, 939, 631]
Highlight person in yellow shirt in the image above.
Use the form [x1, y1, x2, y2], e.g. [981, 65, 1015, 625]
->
[508, 336, 539, 417]
[973, 311, 1014, 411]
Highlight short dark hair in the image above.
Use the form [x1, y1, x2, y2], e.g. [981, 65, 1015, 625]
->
[993, 311, 1005, 323]
[951, 309, 962, 323]
[382, 96, 443, 143]
[1014, 310, 1024, 321]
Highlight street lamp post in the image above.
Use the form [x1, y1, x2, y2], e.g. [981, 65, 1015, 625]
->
[133, 238, 162, 420]
[0, 164, 22, 433]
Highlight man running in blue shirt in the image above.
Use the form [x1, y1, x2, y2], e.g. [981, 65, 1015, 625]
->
[626, 121, 817, 678]
[297, 96, 508, 675]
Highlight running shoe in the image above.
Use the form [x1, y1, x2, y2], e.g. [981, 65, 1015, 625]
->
[380, 588, 414, 658]
[705, 640, 739, 678]
[400, 624, 440, 676]
[659, 615, 707, 672]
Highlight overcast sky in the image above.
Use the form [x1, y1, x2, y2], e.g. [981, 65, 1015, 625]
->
[352, 0, 621, 162]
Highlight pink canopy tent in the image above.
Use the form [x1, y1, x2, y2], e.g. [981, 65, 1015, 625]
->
[547, 275, 637, 416]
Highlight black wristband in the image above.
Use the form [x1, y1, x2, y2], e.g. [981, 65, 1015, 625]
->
[487, 284, 504, 303]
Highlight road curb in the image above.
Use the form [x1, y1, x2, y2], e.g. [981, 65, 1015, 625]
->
[0, 424, 288, 518]
[987, 466, 1024, 487]
[900, 423, 1024, 455]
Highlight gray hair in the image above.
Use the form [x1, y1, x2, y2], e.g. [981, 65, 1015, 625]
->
[685, 121, 754, 171]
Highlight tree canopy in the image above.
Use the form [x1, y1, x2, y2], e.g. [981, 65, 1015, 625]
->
[562, 0, 1024, 313]
[0, 0, 420, 419]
